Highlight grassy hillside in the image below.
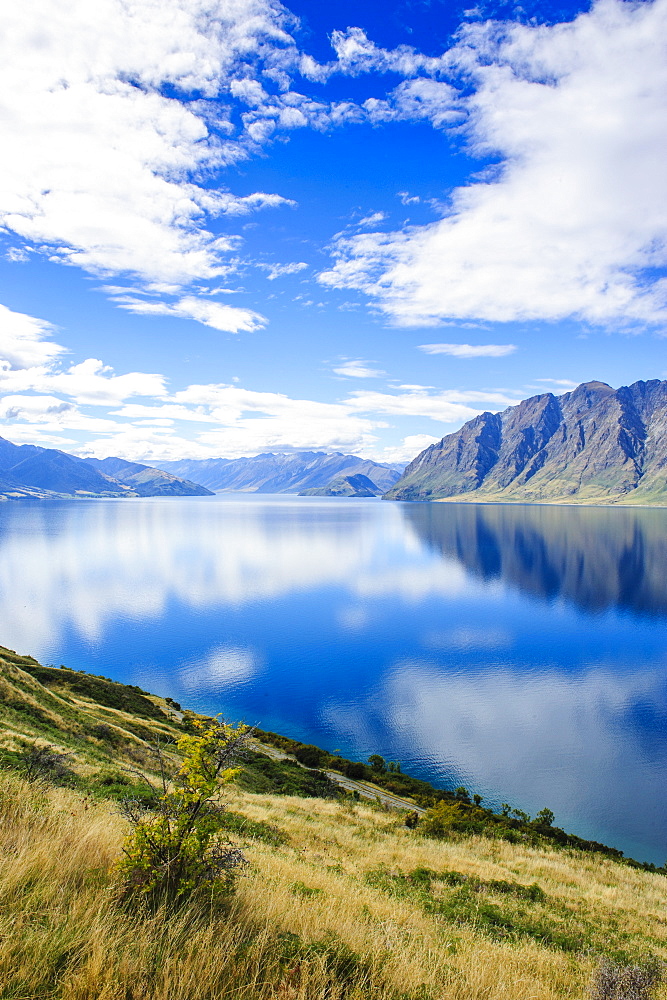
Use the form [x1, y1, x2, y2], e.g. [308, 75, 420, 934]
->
[2, 645, 667, 999]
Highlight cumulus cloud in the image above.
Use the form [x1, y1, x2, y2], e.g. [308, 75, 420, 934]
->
[419, 343, 516, 358]
[320, 0, 667, 327]
[0, 358, 167, 406]
[364, 79, 460, 128]
[0, 0, 302, 314]
[379, 433, 442, 465]
[0, 303, 66, 369]
[37, 376, 515, 463]
[325, 27, 450, 79]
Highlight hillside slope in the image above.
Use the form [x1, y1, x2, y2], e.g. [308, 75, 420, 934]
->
[84, 456, 213, 497]
[299, 473, 383, 497]
[2, 646, 667, 1000]
[387, 380, 667, 504]
[0, 436, 213, 499]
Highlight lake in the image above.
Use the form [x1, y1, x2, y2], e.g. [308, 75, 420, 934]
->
[1, 494, 666, 864]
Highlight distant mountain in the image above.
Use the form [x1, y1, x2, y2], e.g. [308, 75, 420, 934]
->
[0, 437, 213, 500]
[299, 473, 382, 497]
[0, 438, 127, 499]
[386, 380, 667, 505]
[156, 452, 404, 494]
[84, 457, 213, 497]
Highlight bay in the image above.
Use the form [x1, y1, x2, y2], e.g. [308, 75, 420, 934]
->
[1, 494, 666, 864]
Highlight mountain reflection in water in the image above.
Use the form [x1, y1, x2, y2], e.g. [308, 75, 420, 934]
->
[1, 495, 666, 863]
[404, 502, 667, 617]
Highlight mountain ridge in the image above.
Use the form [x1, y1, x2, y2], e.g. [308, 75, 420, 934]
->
[156, 451, 403, 494]
[386, 379, 667, 505]
[0, 437, 213, 500]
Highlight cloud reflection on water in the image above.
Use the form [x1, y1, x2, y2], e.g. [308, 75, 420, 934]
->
[323, 656, 667, 863]
[2, 495, 667, 862]
[0, 497, 473, 656]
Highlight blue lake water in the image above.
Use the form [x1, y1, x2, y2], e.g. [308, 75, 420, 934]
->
[1, 494, 666, 864]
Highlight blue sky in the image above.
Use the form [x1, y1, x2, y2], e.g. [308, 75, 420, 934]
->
[0, 0, 665, 464]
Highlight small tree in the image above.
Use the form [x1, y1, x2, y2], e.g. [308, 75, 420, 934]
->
[368, 754, 386, 774]
[116, 716, 249, 907]
[534, 807, 555, 827]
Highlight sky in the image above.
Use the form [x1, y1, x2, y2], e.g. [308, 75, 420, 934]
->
[0, 0, 665, 466]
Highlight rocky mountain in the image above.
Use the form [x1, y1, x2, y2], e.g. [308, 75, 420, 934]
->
[386, 380, 667, 504]
[84, 457, 213, 497]
[157, 451, 403, 494]
[0, 437, 212, 499]
[299, 473, 382, 497]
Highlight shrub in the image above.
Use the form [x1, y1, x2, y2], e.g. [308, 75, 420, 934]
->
[343, 760, 367, 780]
[294, 744, 329, 768]
[18, 743, 72, 786]
[115, 717, 249, 907]
[590, 959, 663, 1000]
[419, 800, 486, 838]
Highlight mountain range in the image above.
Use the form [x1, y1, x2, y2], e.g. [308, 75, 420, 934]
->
[0, 438, 213, 500]
[156, 452, 403, 494]
[386, 380, 667, 505]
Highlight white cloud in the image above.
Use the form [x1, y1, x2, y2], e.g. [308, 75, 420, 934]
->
[114, 295, 266, 333]
[378, 433, 441, 465]
[62, 378, 512, 463]
[0, 303, 66, 369]
[345, 385, 515, 422]
[364, 79, 460, 128]
[357, 212, 387, 227]
[0, 358, 167, 406]
[258, 261, 308, 280]
[332, 359, 386, 379]
[533, 378, 579, 388]
[327, 27, 449, 79]
[0, 394, 120, 431]
[0, 0, 301, 313]
[419, 342, 516, 358]
[320, 0, 667, 327]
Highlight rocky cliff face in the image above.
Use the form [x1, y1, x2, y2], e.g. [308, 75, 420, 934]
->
[386, 380, 667, 504]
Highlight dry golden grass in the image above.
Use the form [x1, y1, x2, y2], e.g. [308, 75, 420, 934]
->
[2, 772, 667, 1000]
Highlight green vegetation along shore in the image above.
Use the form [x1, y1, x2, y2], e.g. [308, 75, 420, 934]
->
[2, 644, 667, 1000]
